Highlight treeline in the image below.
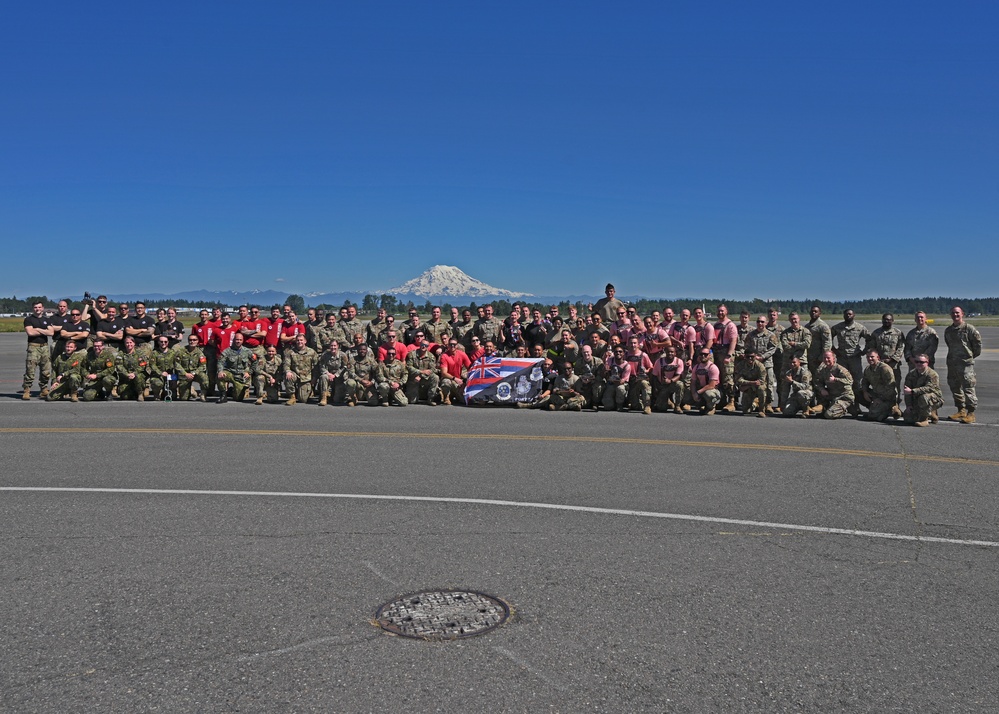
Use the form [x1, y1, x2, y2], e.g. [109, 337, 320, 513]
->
[4, 294, 997, 317]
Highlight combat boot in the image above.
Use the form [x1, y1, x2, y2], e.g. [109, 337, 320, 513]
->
[39, 387, 50, 399]
[947, 408, 967, 422]
[722, 398, 736, 413]
[22, 388, 31, 400]
[961, 411, 976, 424]
[914, 419, 929, 427]
[929, 409, 939, 424]
[70, 393, 78, 403]
[285, 395, 297, 406]
[799, 407, 813, 419]
[254, 396, 263, 405]
[318, 394, 328, 406]
[891, 405, 903, 420]
[756, 409, 766, 418]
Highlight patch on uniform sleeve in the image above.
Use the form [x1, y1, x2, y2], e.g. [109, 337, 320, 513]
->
[106, 361, 114, 367]
[200, 357, 206, 363]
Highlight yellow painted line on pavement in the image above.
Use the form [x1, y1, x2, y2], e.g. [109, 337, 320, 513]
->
[2, 427, 997, 468]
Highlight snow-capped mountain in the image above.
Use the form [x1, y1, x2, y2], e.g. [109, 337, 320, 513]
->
[388, 265, 533, 299]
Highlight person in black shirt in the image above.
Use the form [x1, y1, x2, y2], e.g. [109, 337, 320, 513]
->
[22, 301, 54, 399]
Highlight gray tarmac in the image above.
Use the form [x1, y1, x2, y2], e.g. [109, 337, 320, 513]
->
[2, 330, 998, 712]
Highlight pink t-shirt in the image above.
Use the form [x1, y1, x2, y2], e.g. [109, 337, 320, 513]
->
[653, 355, 685, 382]
[691, 361, 720, 389]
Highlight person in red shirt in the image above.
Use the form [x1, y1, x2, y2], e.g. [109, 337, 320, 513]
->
[264, 306, 284, 349]
[280, 314, 307, 353]
[466, 335, 485, 363]
[212, 313, 239, 358]
[192, 309, 220, 395]
[238, 305, 268, 359]
[439, 339, 472, 405]
[377, 329, 408, 362]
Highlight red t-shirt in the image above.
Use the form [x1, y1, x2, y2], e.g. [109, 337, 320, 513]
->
[264, 318, 283, 347]
[281, 321, 307, 347]
[214, 324, 239, 356]
[192, 322, 216, 349]
[237, 318, 268, 348]
[377, 341, 409, 362]
[439, 351, 471, 379]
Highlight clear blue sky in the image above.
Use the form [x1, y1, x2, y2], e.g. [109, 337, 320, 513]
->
[2, 2, 996, 301]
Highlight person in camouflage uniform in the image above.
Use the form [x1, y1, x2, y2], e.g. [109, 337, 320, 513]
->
[81, 338, 118, 401]
[340, 305, 364, 347]
[573, 344, 605, 410]
[903, 353, 945, 427]
[23, 300, 54, 400]
[713, 305, 739, 412]
[253, 345, 284, 405]
[813, 351, 854, 419]
[831, 309, 871, 414]
[652, 345, 685, 413]
[344, 343, 378, 406]
[147, 336, 179, 400]
[217, 333, 255, 403]
[548, 361, 586, 411]
[283, 333, 319, 405]
[904, 311, 939, 369]
[315, 313, 348, 352]
[315, 340, 350, 406]
[778, 312, 812, 408]
[859, 349, 900, 422]
[735, 350, 768, 417]
[373, 348, 409, 406]
[365, 308, 389, 348]
[473, 305, 503, 347]
[423, 306, 451, 345]
[744, 316, 778, 413]
[944, 306, 982, 424]
[405, 341, 441, 405]
[780, 356, 814, 418]
[870, 314, 905, 401]
[805, 305, 833, 374]
[115, 337, 149, 401]
[46, 339, 84, 402]
[174, 335, 209, 401]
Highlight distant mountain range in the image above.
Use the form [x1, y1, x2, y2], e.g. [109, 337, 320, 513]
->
[82, 266, 619, 307]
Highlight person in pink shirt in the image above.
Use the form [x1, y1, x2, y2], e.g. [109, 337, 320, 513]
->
[609, 307, 633, 344]
[601, 345, 633, 411]
[668, 310, 696, 365]
[713, 303, 739, 412]
[692, 308, 715, 353]
[625, 335, 654, 414]
[652, 345, 686, 413]
[689, 348, 722, 414]
[641, 316, 670, 362]
[439, 339, 472, 405]
[466, 336, 485, 363]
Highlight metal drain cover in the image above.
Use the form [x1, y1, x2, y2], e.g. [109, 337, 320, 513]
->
[375, 590, 510, 640]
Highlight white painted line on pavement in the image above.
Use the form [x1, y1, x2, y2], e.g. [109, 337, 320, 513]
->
[3, 486, 997, 548]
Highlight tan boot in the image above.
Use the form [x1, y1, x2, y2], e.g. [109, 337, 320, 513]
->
[914, 420, 929, 427]
[255, 396, 263, 405]
[318, 395, 328, 406]
[722, 398, 736, 413]
[947, 408, 967, 422]
[961, 411, 976, 424]
[891, 405, 903, 420]
[39, 387, 50, 399]
[22, 388, 31, 400]
[757, 409, 767, 418]
[928, 409, 939, 424]
[799, 407, 812, 419]
[70, 393, 78, 402]
[285, 395, 297, 406]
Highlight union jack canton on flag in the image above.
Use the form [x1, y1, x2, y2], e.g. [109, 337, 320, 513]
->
[463, 356, 545, 405]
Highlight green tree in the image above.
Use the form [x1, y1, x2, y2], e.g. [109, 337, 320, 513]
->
[285, 294, 306, 315]
[362, 294, 379, 313]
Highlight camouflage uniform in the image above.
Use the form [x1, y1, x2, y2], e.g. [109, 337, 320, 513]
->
[373, 360, 409, 406]
[339, 317, 365, 347]
[778, 326, 811, 406]
[451, 319, 475, 349]
[316, 349, 351, 405]
[735, 358, 768, 414]
[81, 346, 118, 401]
[345, 351, 378, 405]
[652, 358, 685, 412]
[573, 355, 605, 409]
[813, 362, 854, 419]
[46, 351, 84, 401]
[218, 346, 255, 401]
[780, 363, 813, 417]
[253, 353, 284, 403]
[860, 361, 897, 421]
[284, 345, 319, 404]
[549, 372, 586, 411]
[174, 346, 209, 401]
[365, 318, 388, 348]
[601, 357, 629, 410]
[805, 317, 832, 373]
[473, 316, 503, 347]
[903, 368, 944, 424]
[147, 347, 179, 399]
[743, 329, 778, 408]
[904, 326, 939, 368]
[315, 323, 348, 352]
[423, 319, 450, 345]
[944, 321, 982, 414]
[405, 349, 441, 404]
[871, 325, 905, 399]
[831, 321, 871, 407]
[115, 350, 148, 400]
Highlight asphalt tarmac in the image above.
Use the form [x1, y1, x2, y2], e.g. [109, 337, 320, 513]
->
[2, 331, 998, 712]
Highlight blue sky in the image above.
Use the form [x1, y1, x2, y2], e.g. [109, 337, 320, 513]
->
[2, 2, 996, 301]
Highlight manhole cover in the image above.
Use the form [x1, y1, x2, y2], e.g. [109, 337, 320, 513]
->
[375, 590, 510, 641]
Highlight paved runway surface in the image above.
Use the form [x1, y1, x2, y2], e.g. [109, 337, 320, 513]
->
[2, 330, 997, 711]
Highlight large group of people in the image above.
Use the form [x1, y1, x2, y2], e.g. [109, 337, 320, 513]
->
[21, 284, 983, 426]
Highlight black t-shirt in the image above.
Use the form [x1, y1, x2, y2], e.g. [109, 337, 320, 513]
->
[127, 315, 156, 344]
[62, 321, 92, 350]
[24, 315, 51, 345]
[154, 320, 185, 346]
[96, 319, 124, 347]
